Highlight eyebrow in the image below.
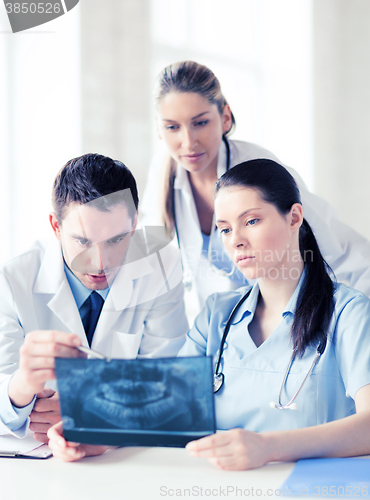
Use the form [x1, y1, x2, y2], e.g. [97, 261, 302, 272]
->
[162, 111, 211, 123]
[69, 231, 130, 243]
[216, 208, 261, 224]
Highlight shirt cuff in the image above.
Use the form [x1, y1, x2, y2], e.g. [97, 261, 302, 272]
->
[0, 375, 36, 437]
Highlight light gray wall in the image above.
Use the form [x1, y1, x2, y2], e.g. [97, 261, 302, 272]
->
[80, 0, 152, 196]
[313, 0, 370, 239]
[79, 1, 370, 241]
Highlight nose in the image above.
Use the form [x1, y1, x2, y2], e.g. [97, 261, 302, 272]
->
[90, 243, 108, 272]
[181, 126, 197, 149]
[229, 227, 249, 249]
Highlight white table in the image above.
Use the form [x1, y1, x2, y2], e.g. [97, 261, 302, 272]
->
[0, 446, 295, 500]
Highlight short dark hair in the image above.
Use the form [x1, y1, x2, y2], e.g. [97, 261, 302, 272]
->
[52, 153, 139, 222]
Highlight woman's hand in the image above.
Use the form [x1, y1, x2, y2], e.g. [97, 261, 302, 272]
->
[47, 422, 109, 462]
[186, 428, 270, 470]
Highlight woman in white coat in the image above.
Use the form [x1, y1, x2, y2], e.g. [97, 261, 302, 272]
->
[141, 60, 370, 315]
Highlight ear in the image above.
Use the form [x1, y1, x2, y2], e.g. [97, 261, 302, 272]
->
[222, 104, 232, 134]
[289, 203, 303, 232]
[49, 212, 62, 241]
[131, 212, 138, 233]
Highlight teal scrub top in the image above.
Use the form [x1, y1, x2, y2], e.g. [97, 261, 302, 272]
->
[179, 276, 370, 432]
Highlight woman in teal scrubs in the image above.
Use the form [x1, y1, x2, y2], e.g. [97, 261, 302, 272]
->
[181, 159, 370, 469]
[48, 159, 370, 469]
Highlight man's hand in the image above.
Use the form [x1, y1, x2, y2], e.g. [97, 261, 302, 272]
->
[47, 422, 109, 462]
[8, 330, 82, 408]
[30, 389, 61, 443]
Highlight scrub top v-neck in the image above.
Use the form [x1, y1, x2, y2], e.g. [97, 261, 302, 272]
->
[179, 276, 370, 432]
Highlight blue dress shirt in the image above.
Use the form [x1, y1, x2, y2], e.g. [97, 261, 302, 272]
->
[64, 264, 109, 323]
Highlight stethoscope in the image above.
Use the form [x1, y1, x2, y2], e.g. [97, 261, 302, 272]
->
[213, 288, 327, 411]
[173, 136, 236, 290]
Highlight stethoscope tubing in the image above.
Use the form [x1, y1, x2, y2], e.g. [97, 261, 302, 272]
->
[213, 288, 252, 381]
[212, 290, 327, 409]
[272, 347, 322, 410]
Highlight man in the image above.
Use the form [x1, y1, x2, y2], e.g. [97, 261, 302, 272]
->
[0, 153, 188, 441]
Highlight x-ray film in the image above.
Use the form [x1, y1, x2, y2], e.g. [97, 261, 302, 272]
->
[55, 356, 215, 447]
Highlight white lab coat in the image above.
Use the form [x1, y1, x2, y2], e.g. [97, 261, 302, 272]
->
[141, 139, 370, 312]
[0, 237, 188, 435]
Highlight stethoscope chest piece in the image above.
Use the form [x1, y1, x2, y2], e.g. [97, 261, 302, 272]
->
[213, 373, 224, 393]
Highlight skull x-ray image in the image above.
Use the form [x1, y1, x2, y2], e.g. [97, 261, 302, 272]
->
[56, 356, 215, 447]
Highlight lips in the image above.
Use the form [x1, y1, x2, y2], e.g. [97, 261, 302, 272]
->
[86, 273, 110, 283]
[236, 254, 255, 263]
[181, 152, 205, 162]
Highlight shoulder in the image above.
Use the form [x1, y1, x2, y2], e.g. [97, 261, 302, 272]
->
[0, 239, 62, 296]
[204, 285, 253, 314]
[332, 281, 370, 322]
[1, 239, 50, 278]
[333, 281, 370, 307]
[228, 139, 280, 164]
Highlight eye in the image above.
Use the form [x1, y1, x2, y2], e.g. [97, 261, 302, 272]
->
[165, 124, 179, 131]
[107, 235, 126, 244]
[194, 120, 208, 127]
[219, 227, 231, 235]
[247, 219, 259, 226]
[76, 238, 89, 246]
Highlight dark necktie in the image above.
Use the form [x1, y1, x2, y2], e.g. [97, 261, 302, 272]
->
[83, 291, 104, 347]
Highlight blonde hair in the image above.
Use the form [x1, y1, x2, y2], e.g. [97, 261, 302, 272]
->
[154, 61, 235, 233]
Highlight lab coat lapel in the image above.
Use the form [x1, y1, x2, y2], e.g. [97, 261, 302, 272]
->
[47, 281, 85, 339]
[173, 140, 228, 279]
[174, 166, 202, 277]
[33, 239, 86, 342]
[91, 244, 155, 349]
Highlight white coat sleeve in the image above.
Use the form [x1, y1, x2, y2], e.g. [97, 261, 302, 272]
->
[286, 166, 370, 297]
[0, 272, 33, 436]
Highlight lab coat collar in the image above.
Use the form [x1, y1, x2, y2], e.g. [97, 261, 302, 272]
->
[216, 138, 228, 178]
[33, 239, 86, 340]
[33, 238, 65, 294]
[174, 162, 192, 193]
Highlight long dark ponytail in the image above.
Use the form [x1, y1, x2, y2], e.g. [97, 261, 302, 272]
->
[215, 159, 335, 357]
